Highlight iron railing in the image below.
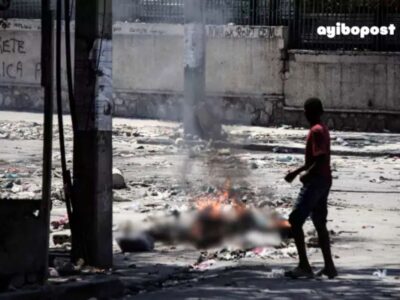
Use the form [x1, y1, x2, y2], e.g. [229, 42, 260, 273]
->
[114, 0, 400, 51]
[114, 0, 290, 25]
[1, 0, 400, 51]
[0, 0, 73, 19]
[0, 0, 42, 18]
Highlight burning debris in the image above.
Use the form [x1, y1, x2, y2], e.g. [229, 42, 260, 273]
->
[119, 178, 292, 251]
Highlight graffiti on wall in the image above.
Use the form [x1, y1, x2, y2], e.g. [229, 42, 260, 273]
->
[0, 34, 41, 84]
[207, 25, 280, 39]
[113, 22, 282, 40]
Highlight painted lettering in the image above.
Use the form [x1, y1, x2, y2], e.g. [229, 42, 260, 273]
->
[1, 61, 23, 79]
[0, 37, 27, 54]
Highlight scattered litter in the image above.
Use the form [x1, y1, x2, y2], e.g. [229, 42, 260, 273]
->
[218, 148, 231, 156]
[266, 269, 285, 279]
[306, 236, 320, 248]
[11, 184, 22, 193]
[250, 162, 258, 169]
[113, 168, 127, 189]
[192, 259, 217, 271]
[113, 191, 131, 202]
[249, 246, 298, 259]
[373, 269, 387, 279]
[275, 155, 298, 165]
[51, 216, 70, 230]
[2, 173, 19, 179]
[276, 156, 292, 163]
[52, 231, 71, 246]
[116, 233, 155, 253]
[336, 137, 348, 146]
[175, 138, 184, 147]
[48, 268, 60, 278]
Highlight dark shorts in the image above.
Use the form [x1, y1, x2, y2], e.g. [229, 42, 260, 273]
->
[290, 177, 332, 226]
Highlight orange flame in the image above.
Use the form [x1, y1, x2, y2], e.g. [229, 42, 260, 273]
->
[194, 178, 246, 218]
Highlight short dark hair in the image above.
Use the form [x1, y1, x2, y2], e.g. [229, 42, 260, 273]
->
[304, 98, 324, 116]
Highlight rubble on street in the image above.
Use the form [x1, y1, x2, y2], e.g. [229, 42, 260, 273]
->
[0, 113, 400, 298]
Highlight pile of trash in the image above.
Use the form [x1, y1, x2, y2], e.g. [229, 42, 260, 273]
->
[0, 121, 44, 140]
[0, 167, 41, 199]
[48, 258, 109, 280]
[191, 242, 301, 271]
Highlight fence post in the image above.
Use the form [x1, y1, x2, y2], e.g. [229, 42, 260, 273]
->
[268, 0, 279, 25]
[250, 0, 258, 25]
[290, 0, 301, 49]
[375, 0, 385, 51]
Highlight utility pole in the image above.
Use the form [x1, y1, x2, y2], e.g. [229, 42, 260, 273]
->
[183, 0, 206, 138]
[183, 0, 223, 140]
[73, 0, 113, 268]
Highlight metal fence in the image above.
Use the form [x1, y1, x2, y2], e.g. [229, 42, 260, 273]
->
[115, 0, 400, 51]
[114, 0, 291, 25]
[1, 0, 400, 51]
[0, 0, 74, 19]
[0, 0, 42, 18]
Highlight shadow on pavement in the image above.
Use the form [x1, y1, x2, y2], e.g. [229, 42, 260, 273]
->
[128, 265, 400, 300]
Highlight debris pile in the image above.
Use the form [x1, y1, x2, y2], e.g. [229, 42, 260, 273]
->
[125, 179, 293, 251]
[0, 121, 43, 140]
[0, 166, 41, 199]
[49, 258, 108, 280]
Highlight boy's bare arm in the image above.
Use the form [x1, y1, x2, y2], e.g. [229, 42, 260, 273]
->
[285, 165, 307, 183]
[285, 154, 327, 183]
[300, 154, 326, 183]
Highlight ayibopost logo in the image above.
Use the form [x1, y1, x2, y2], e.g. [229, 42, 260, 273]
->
[317, 22, 396, 39]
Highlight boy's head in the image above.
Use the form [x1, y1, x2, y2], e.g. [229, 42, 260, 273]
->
[304, 98, 324, 124]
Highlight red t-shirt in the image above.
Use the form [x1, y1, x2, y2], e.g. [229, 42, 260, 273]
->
[305, 123, 332, 180]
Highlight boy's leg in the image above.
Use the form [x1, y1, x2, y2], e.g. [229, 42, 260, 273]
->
[289, 209, 311, 271]
[287, 183, 319, 274]
[312, 188, 337, 278]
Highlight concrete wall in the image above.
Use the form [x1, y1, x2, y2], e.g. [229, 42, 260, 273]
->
[285, 50, 400, 112]
[112, 23, 287, 126]
[0, 19, 74, 86]
[113, 23, 287, 96]
[0, 20, 42, 86]
[1, 19, 400, 132]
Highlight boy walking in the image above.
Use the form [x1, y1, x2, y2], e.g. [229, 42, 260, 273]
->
[284, 98, 337, 279]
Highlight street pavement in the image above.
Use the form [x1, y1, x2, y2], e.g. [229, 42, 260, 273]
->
[0, 111, 399, 299]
